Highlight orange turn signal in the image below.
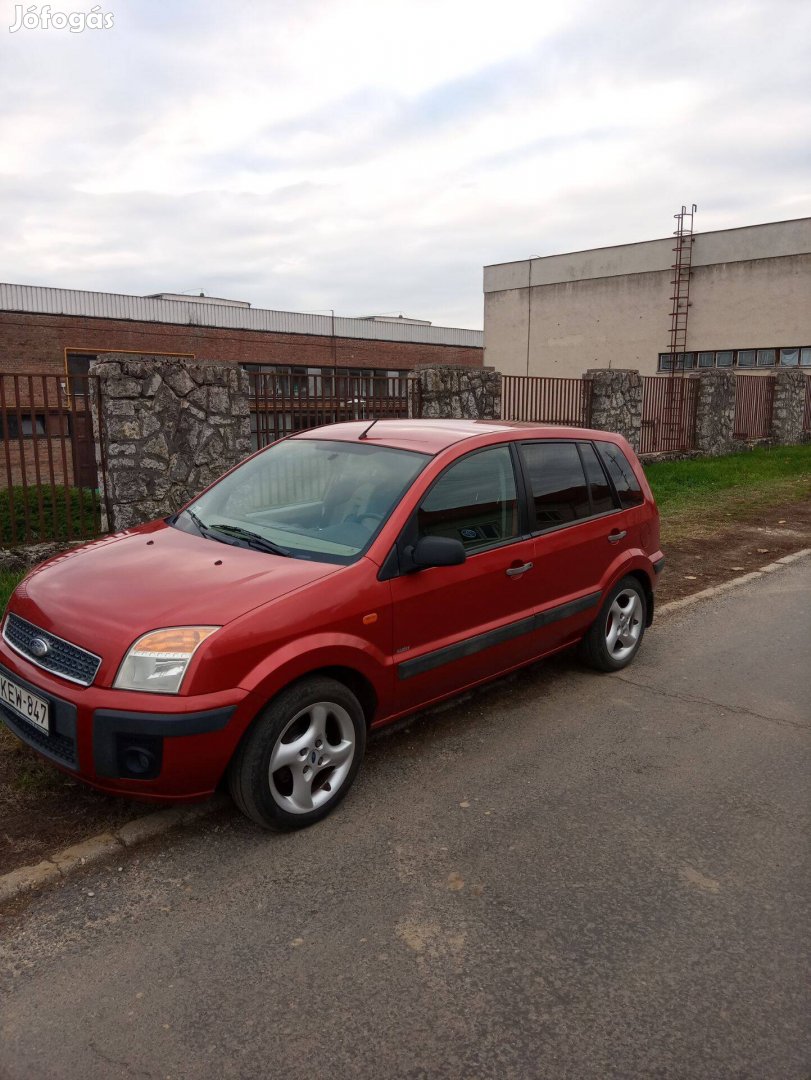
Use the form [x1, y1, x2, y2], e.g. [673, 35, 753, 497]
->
[132, 627, 219, 658]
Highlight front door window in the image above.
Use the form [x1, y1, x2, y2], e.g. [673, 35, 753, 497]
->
[417, 445, 519, 552]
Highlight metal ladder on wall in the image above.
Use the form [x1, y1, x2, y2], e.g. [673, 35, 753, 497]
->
[662, 203, 697, 449]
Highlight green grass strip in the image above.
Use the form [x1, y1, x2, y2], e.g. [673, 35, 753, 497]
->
[645, 445, 811, 519]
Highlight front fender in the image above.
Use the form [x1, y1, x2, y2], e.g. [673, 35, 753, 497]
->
[237, 632, 392, 718]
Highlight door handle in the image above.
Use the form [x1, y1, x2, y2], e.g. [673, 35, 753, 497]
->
[506, 562, 534, 577]
[607, 530, 627, 543]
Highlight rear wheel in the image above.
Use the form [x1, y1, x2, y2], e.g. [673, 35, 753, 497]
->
[580, 576, 647, 672]
[228, 676, 366, 830]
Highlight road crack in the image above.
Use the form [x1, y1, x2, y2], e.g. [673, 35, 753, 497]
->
[613, 674, 809, 732]
[88, 1040, 154, 1079]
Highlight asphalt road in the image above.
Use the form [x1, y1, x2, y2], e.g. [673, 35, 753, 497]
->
[1, 560, 809, 1080]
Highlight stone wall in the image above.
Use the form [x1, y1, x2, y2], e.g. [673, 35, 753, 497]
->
[771, 369, 808, 445]
[693, 369, 737, 455]
[0, 540, 85, 574]
[91, 355, 252, 531]
[583, 369, 642, 450]
[412, 364, 501, 420]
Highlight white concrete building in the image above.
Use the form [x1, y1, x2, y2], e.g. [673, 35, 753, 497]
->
[484, 218, 811, 377]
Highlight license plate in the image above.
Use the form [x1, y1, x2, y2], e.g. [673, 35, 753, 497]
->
[0, 674, 50, 734]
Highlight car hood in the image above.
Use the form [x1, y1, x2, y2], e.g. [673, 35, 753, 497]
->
[8, 521, 341, 661]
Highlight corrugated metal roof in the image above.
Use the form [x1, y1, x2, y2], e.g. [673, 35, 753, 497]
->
[0, 283, 483, 348]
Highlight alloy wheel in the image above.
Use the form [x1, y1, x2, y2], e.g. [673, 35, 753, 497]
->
[605, 589, 643, 662]
[268, 701, 356, 814]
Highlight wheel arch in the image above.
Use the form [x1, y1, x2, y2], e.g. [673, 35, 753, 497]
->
[238, 664, 379, 745]
[625, 568, 655, 626]
[306, 665, 379, 727]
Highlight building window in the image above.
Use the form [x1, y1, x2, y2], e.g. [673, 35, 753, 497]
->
[658, 347, 810, 371]
[0, 414, 47, 439]
[657, 353, 695, 371]
[241, 363, 409, 396]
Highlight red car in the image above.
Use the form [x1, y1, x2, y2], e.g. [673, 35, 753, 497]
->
[0, 420, 662, 829]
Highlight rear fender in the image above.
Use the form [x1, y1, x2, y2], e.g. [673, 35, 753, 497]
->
[600, 549, 656, 626]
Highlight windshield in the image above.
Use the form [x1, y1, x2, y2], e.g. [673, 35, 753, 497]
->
[174, 438, 429, 563]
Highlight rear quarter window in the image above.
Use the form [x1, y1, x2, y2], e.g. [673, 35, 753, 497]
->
[596, 442, 644, 509]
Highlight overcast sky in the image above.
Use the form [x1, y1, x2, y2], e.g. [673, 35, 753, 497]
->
[1, 0, 809, 329]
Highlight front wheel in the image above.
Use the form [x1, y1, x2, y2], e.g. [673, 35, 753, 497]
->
[228, 676, 366, 830]
[579, 576, 647, 672]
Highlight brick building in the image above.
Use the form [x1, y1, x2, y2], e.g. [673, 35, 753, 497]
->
[0, 285, 483, 496]
[0, 284, 483, 380]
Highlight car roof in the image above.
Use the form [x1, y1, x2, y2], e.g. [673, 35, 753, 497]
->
[292, 419, 621, 455]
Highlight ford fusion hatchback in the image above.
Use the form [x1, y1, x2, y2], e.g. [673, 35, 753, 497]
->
[0, 420, 663, 830]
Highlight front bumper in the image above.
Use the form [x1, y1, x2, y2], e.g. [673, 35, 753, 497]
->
[0, 647, 258, 802]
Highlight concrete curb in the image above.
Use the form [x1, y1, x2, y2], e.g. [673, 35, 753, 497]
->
[656, 547, 811, 617]
[3, 547, 809, 906]
[0, 793, 230, 905]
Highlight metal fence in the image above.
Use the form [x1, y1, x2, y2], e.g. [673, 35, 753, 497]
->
[0, 373, 109, 545]
[640, 376, 699, 454]
[804, 376, 811, 433]
[248, 371, 416, 450]
[501, 375, 593, 427]
[733, 375, 775, 439]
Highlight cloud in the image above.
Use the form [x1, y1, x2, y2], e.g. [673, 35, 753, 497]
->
[0, 0, 809, 329]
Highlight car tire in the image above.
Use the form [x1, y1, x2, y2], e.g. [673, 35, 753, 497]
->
[579, 576, 647, 672]
[228, 676, 367, 830]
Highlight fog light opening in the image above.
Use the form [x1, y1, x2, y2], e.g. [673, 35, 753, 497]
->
[115, 733, 163, 780]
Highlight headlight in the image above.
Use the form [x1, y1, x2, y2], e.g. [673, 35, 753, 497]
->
[114, 626, 220, 694]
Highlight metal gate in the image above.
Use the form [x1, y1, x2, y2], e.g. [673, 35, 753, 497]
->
[248, 371, 417, 450]
[0, 373, 109, 545]
[640, 376, 699, 454]
[734, 375, 775, 439]
[501, 375, 593, 427]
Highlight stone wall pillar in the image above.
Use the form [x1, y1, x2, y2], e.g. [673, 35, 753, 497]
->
[770, 368, 807, 445]
[582, 369, 642, 450]
[412, 364, 502, 420]
[91, 355, 252, 531]
[692, 369, 736, 455]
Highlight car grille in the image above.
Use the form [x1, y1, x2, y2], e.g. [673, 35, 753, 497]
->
[0, 701, 77, 767]
[3, 614, 102, 687]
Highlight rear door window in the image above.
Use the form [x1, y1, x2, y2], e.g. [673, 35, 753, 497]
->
[520, 442, 590, 530]
[596, 442, 644, 509]
[578, 442, 616, 515]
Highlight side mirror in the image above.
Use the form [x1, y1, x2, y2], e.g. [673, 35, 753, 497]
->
[410, 535, 466, 570]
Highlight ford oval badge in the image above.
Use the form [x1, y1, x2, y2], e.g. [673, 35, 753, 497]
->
[30, 637, 50, 658]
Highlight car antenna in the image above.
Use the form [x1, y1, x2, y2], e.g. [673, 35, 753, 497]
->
[358, 418, 378, 440]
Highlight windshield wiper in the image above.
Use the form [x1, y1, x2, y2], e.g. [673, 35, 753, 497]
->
[186, 508, 221, 541]
[207, 523, 291, 557]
